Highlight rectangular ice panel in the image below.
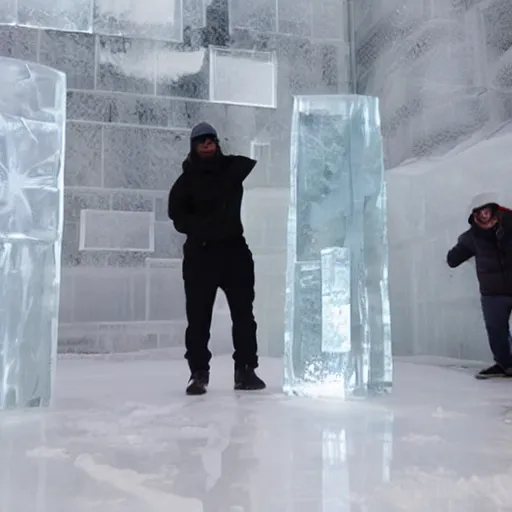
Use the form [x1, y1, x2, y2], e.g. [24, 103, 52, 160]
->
[228, 0, 277, 33]
[79, 209, 154, 251]
[93, 0, 183, 41]
[145, 258, 185, 321]
[17, 0, 93, 32]
[321, 247, 350, 354]
[0, 57, 66, 409]
[250, 141, 271, 176]
[68, 269, 146, 323]
[277, 0, 312, 37]
[0, 0, 17, 25]
[284, 95, 392, 399]
[209, 46, 276, 108]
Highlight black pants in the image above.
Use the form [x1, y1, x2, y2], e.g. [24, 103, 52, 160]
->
[481, 295, 512, 369]
[182, 237, 258, 373]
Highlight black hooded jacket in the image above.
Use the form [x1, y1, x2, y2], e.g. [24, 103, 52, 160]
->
[168, 152, 256, 243]
[447, 206, 512, 296]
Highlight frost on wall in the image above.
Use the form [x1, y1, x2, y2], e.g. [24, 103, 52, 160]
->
[354, 0, 512, 167]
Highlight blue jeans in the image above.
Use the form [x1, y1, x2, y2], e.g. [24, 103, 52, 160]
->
[480, 295, 512, 369]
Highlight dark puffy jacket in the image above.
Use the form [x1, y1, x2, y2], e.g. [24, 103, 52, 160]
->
[447, 207, 512, 296]
[168, 153, 256, 243]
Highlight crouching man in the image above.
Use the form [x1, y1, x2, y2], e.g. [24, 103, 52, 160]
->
[447, 193, 512, 379]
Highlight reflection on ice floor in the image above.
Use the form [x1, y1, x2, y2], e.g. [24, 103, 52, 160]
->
[1, 354, 512, 511]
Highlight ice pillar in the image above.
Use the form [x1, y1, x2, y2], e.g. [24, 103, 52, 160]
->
[284, 95, 392, 399]
[0, 58, 66, 409]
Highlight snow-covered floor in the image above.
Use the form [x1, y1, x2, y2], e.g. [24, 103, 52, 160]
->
[2, 355, 512, 512]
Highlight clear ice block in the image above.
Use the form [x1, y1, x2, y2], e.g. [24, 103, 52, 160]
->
[284, 94, 392, 399]
[0, 57, 66, 409]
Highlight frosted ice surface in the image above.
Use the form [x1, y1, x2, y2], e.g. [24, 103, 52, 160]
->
[284, 95, 392, 399]
[209, 46, 276, 107]
[145, 258, 186, 321]
[277, 0, 312, 37]
[94, 0, 183, 41]
[0, 0, 17, 25]
[79, 209, 155, 252]
[354, 0, 512, 167]
[17, 0, 93, 32]
[229, 0, 277, 33]
[0, 57, 66, 409]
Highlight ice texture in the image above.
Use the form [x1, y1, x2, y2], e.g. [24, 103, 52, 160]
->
[388, 131, 512, 361]
[17, 0, 93, 32]
[284, 95, 392, 398]
[0, 57, 66, 409]
[93, 0, 182, 41]
[79, 210, 155, 252]
[354, 0, 512, 168]
[0, 0, 17, 25]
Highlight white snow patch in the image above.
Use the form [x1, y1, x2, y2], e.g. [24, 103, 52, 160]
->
[74, 454, 203, 512]
[363, 467, 512, 511]
[26, 446, 70, 460]
[401, 433, 443, 445]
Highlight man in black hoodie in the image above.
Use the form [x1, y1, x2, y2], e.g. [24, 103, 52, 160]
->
[168, 122, 266, 395]
[447, 193, 512, 380]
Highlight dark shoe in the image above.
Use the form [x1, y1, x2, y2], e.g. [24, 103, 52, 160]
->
[186, 371, 209, 395]
[475, 364, 508, 380]
[234, 366, 266, 390]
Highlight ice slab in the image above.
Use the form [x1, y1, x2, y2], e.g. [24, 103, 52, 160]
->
[0, 0, 17, 25]
[0, 57, 66, 409]
[229, 0, 277, 33]
[17, 0, 93, 32]
[209, 46, 276, 108]
[93, 0, 183, 41]
[79, 209, 155, 252]
[277, 0, 312, 37]
[284, 94, 392, 398]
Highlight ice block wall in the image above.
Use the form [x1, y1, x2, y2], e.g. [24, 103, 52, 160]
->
[388, 132, 512, 360]
[354, 0, 512, 168]
[0, 0, 351, 356]
[0, 57, 66, 409]
[284, 95, 391, 398]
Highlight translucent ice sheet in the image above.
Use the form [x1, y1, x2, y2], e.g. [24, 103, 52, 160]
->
[0, 57, 66, 409]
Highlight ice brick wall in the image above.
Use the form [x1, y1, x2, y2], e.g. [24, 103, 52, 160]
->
[0, 0, 350, 355]
[388, 129, 512, 360]
[354, 0, 512, 168]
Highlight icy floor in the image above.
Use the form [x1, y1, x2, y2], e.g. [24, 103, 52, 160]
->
[2, 355, 512, 511]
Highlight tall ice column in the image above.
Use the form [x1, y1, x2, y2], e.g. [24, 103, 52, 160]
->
[284, 95, 392, 399]
[0, 58, 66, 409]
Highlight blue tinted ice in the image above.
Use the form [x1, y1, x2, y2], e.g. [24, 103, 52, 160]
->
[284, 95, 392, 398]
[0, 58, 66, 409]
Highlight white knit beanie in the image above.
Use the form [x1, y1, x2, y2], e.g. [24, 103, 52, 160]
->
[468, 192, 500, 215]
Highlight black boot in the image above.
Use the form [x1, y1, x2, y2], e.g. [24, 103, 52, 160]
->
[186, 371, 210, 395]
[475, 363, 509, 380]
[234, 366, 266, 390]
